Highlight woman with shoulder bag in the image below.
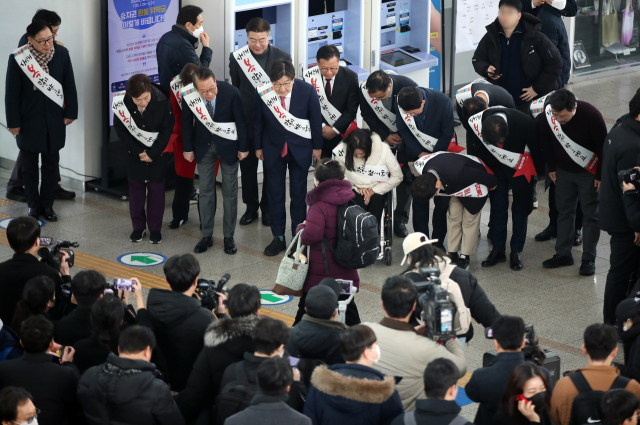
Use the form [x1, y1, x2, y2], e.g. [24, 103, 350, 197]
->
[293, 159, 361, 327]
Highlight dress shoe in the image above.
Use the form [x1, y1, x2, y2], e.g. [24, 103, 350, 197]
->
[194, 237, 214, 253]
[262, 211, 271, 226]
[535, 226, 557, 242]
[579, 260, 596, 276]
[39, 207, 57, 222]
[482, 251, 506, 267]
[573, 229, 583, 246]
[54, 185, 76, 200]
[6, 187, 27, 202]
[542, 254, 574, 268]
[510, 252, 523, 271]
[130, 229, 145, 242]
[239, 210, 259, 225]
[149, 231, 162, 244]
[264, 237, 286, 256]
[224, 237, 237, 255]
[456, 254, 470, 271]
[532, 190, 538, 209]
[27, 208, 39, 219]
[394, 222, 408, 238]
[169, 218, 188, 229]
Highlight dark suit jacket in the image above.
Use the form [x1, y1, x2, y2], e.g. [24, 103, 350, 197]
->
[0, 352, 81, 425]
[422, 153, 498, 215]
[359, 74, 417, 141]
[320, 66, 360, 138]
[55, 306, 92, 347]
[229, 45, 292, 145]
[181, 81, 248, 165]
[156, 25, 213, 90]
[253, 79, 323, 169]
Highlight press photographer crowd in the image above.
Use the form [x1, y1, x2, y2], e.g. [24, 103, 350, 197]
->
[4, 2, 640, 425]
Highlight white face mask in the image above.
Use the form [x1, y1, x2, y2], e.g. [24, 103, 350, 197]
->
[624, 320, 633, 332]
[374, 345, 381, 364]
[191, 25, 204, 39]
[314, 180, 319, 187]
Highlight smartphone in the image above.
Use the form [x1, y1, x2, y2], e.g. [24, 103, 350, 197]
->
[485, 327, 494, 339]
[114, 278, 134, 292]
[487, 71, 499, 78]
[517, 395, 528, 403]
[440, 308, 453, 332]
[336, 279, 354, 294]
[289, 356, 299, 368]
[39, 237, 52, 246]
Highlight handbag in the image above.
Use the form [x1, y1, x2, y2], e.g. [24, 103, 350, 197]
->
[622, 0, 634, 45]
[602, 0, 620, 47]
[272, 230, 309, 297]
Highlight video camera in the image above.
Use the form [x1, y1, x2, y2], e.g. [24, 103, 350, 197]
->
[618, 168, 640, 191]
[61, 277, 138, 321]
[196, 273, 231, 311]
[38, 238, 78, 271]
[413, 267, 457, 342]
[485, 324, 546, 366]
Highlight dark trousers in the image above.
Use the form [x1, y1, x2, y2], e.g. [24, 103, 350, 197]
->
[293, 291, 361, 327]
[321, 136, 341, 159]
[128, 177, 165, 232]
[265, 151, 307, 238]
[353, 191, 386, 225]
[394, 163, 413, 225]
[412, 196, 449, 249]
[604, 232, 640, 324]
[490, 178, 528, 252]
[171, 175, 193, 221]
[21, 149, 59, 209]
[548, 181, 583, 230]
[240, 146, 269, 214]
[7, 151, 61, 192]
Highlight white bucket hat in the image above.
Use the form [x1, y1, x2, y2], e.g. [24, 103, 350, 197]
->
[400, 232, 439, 266]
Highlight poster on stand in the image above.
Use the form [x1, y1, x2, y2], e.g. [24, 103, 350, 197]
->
[573, 40, 591, 69]
[455, 0, 498, 53]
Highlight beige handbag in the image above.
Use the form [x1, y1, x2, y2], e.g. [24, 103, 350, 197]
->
[272, 230, 309, 297]
[602, 0, 620, 47]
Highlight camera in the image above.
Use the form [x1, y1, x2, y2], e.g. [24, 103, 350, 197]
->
[195, 273, 231, 311]
[38, 239, 78, 271]
[619, 168, 640, 191]
[413, 268, 457, 342]
[485, 324, 546, 366]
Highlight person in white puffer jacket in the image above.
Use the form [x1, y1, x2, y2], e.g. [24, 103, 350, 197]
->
[332, 129, 402, 224]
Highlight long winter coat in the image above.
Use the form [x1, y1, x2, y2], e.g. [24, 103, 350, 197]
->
[296, 179, 360, 293]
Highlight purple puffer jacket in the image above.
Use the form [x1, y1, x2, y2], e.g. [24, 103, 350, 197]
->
[296, 179, 360, 293]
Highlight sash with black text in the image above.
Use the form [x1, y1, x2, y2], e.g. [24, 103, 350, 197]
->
[180, 84, 238, 140]
[13, 44, 64, 108]
[112, 91, 158, 147]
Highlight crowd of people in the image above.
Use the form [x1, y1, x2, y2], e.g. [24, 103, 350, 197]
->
[5, 1, 640, 424]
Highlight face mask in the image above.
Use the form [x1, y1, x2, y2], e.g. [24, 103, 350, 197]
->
[375, 345, 381, 364]
[191, 25, 204, 39]
[314, 180, 319, 187]
[624, 320, 633, 332]
[527, 392, 546, 410]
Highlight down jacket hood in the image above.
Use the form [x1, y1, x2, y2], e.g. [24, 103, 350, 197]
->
[306, 179, 355, 206]
[94, 354, 162, 405]
[147, 288, 203, 327]
[204, 314, 260, 348]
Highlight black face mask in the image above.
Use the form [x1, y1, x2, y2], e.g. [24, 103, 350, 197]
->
[527, 392, 547, 410]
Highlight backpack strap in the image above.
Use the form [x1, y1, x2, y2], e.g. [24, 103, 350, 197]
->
[449, 416, 471, 425]
[569, 370, 593, 394]
[403, 411, 417, 425]
[235, 361, 250, 384]
[610, 375, 631, 390]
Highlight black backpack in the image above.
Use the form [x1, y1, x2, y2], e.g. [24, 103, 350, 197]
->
[568, 371, 630, 425]
[214, 362, 258, 424]
[322, 200, 380, 271]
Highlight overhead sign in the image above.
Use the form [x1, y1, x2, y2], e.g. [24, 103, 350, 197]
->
[117, 252, 167, 267]
[259, 290, 293, 306]
[0, 217, 44, 229]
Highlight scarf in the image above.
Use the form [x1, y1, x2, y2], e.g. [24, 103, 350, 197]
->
[28, 42, 54, 75]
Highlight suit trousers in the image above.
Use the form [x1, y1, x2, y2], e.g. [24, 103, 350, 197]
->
[171, 175, 193, 222]
[7, 151, 61, 192]
[353, 191, 387, 225]
[394, 163, 413, 224]
[447, 197, 481, 255]
[240, 146, 269, 214]
[554, 169, 600, 260]
[489, 178, 528, 252]
[127, 177, 165, 232]
[604, 232, 640, 324]
[198, 144, 238, 239]
[412, 196, 448, 249]
[21, 149, 59, 209]
[265, 151, 308, 238]
[548, 181, 583, 231]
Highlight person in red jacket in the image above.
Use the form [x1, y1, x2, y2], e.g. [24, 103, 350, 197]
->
[293, 159, 360, 326]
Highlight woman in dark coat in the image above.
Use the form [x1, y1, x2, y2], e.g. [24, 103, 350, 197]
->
[293, 159, 361, 326]
[113, 73, 174, 244]
[5, 20, 78, 221]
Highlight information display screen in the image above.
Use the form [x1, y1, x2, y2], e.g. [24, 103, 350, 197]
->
[380, 50, 421, 67]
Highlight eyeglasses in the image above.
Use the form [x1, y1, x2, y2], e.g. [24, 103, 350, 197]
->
[249, 38, 269, 46]
[272, 82, 292, 89]
[33, 37, 54, 46]
[198, 86, 217, 95]
[320, 66, 339, 72]
[12, 409, 40, 425]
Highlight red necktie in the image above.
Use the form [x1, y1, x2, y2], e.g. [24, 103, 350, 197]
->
[325, 79, 332, 101]
[280, 96, 288, 157]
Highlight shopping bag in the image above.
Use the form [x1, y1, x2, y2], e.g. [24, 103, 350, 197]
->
[622, 0, 634, 45]
[602, 0, 620, 47]
[273, 230, 309, 297]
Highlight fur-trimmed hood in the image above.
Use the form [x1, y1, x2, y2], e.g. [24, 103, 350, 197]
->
[310, 364, 396, 406]
[204, 315, 260, 348]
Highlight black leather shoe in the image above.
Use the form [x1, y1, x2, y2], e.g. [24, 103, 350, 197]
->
[262, 211, 271, 227]
[27, 208, 39, 219]
[240, 211, 259, 225]
[40, 207, 57, 222]
[542, 254, 574, 268]
[54, 185, 76, 200]
[510, 252, 523, 271]
[169, 218, 188, 229]
[535, 226, 557, 242]
[456, 255, 470, 271]
[264, 237, 286, 256]
[6, 187, 27, 202]
[579, 260, 596, 276]
[194, 237, 214, 253]
[224, 237, 237, 255]
[573, 229, 583, 246]
[394, 222, 408, 238]
[482, 251, 506, 267]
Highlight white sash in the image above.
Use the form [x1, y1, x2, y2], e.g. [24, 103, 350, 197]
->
[332, 142, 390, 182]
[232, 45, 270, 89]
[413, 152, 489, 198]
[170, 74, 182, 110]
[397, 105, 439, 152]
[13, 44, 64, 108]
[257, 83, 312, 139]
[360, 81, 397, 132]
[181, 84, 238, 141]
[303, 66, 342, 127]
[544, 104, 598, 174]
[467, 108, 527, 169]
[455, 78, 490, 108]
[530, 91, 554, 118]
[111, 91, 158, 148]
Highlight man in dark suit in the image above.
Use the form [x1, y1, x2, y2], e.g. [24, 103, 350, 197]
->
[306, 45, 359, 158]
[182, 67, 248, 254]
[230, 18, 292, 227]
[254, 60, 323, 256]
[359, 70, 418, 238]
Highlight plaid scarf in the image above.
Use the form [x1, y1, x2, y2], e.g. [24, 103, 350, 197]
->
[28, 42, 54, 75]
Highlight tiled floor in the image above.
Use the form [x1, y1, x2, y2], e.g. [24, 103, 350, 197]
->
[1, 71, 638, 419]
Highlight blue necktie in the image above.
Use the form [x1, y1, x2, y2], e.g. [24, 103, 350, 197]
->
[206, 100, 214, 118]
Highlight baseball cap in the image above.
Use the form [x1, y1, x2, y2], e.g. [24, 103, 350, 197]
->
[400, 232, 439, 266]
[305, 285, 338, 320]
[319, 278, 341, 299]
[616, 298, 640, 332]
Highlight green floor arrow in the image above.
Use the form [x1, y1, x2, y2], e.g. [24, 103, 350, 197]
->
[130, 255, 157, 265]
[261, 293, 284, 303]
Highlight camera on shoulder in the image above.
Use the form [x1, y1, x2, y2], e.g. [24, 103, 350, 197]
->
[38, 238, 78, 270]
[408, 267, 457, 342]
[195, 273, 231, 311]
